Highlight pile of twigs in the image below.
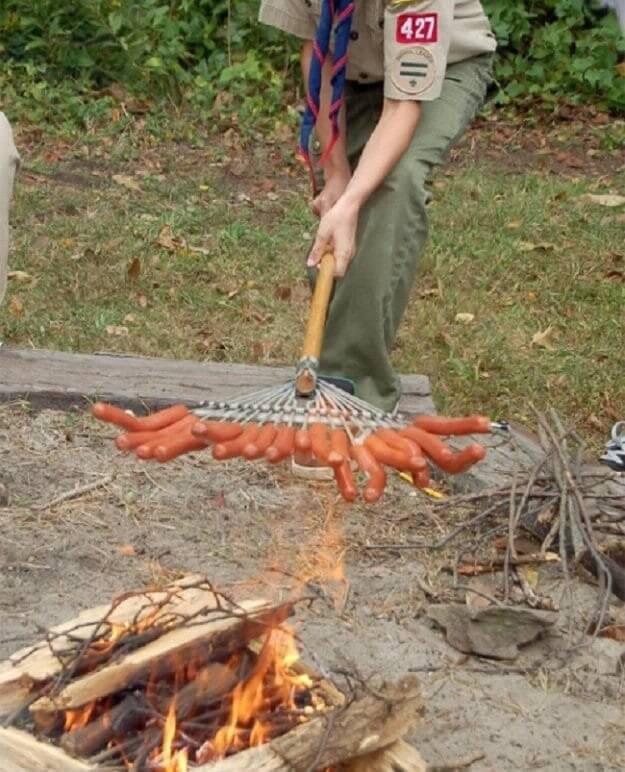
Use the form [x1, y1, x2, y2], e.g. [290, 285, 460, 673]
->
[368, 409, 625, 634]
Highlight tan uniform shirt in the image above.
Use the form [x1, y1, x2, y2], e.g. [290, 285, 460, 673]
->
[259, 0, 496, 101]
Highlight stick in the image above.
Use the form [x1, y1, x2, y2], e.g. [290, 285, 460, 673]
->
[34, 475, 114, 511]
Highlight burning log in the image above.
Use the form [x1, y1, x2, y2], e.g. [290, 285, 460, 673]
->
[30, 596, 287, 714]
[0, 575, 222, 717]
[198, 676, 424, 771]
[59, 661, 244, 758]
[0, 577, 427, 771]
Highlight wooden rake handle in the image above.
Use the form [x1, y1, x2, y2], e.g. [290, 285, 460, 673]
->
[295, 252, 335, 396]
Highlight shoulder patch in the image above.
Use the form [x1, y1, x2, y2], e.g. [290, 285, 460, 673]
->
[396, 12, 438, 44]
[391, 46, 436, 96]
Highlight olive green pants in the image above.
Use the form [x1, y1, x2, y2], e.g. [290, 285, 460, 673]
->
[312, 54, 493, 412]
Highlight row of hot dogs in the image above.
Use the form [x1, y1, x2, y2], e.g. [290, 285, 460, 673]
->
[92, 403, 491, 503]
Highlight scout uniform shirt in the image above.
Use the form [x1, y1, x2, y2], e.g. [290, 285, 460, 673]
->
[259, 0, 496, 102]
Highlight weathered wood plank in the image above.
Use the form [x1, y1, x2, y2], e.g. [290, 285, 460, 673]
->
[0, 347, 434, 415]
[0, 728, 93, 772]
[203, 677, 424, 772]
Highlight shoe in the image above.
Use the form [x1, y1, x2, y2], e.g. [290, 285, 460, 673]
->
[600, 421, 625, 472]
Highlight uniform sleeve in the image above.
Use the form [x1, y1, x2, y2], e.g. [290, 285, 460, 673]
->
[383, 0, 454, 101]
[259, 0, 318, 40]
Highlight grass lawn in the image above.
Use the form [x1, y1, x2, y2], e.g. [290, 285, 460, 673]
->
[2, 111, 624, 448]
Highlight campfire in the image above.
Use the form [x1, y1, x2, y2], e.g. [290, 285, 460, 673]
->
[0, 576, 425, 771]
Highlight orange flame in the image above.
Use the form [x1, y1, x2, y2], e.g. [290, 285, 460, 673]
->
[161, 699, 187, 772]
[210, 625, 311, 759]
[64, 702, 95, 733]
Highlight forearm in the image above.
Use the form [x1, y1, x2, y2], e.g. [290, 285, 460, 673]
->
[300, 41, 350, 177]
[342, 99, 421, 209]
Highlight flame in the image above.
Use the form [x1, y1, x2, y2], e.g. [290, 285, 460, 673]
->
[161, 699, 188, 772]
[210, 625, 311, 759]
[64, 702, 95, 733]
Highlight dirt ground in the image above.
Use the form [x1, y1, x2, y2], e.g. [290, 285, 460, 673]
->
[1, 403, 625, 771]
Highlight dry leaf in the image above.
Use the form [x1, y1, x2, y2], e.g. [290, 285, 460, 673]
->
[518, 241, 557, 253]
[124, 314, 136, 324]
[518, 565, 539, 590]
[188, 245, 211, 257]
[419, 287, 441, 299]
[9, 295, 24, 317]
[600, 625, 625, 642]
[127, 257, 141, 281]
[455, 312, 475, 324]
[136, 293, 149, 308]
[7, 270, 32, 283]
[581, 194, 625, 208]
[157, 224, 187, 253]
[112, 174, 142, 193]
[505, 220, 522, 230]
[117, 543, 137, 557]
[105, 325, 129, 337]
[531, 326, 556, 351]
[275, 285, 292, 301]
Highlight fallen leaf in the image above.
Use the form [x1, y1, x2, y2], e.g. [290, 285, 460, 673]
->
[427, 604, 557, 660]
[7, 270, 32, 283]
[127, 257, 141, 281]
[419, 287, 441, 299]
[518, 241, 557, 252]
[124, 314, 137, 324]
[600, 625, 625, 642]
[275, 285, 292, 301]
[581, 194, 625, 208]
[9, 296, 24, 317]
[518, 565, 539, 591]
[505, 220, 522, 230]
[188, 245, 211, 257]
[117, 543, 137, 557]
[136, 293, 149, 308]
[157, 225, 187, 253]
[105, 325, 129, 336]
[587, 413, 604, 431]
[493, 536, 539, 555]
[555, 151, 584, 169]
[531, 326, 556, 351]
[455, 312, 475, 324]
[112, 174, 142, 193]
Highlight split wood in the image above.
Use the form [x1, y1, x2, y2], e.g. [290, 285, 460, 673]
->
[0, 576, 426, 772]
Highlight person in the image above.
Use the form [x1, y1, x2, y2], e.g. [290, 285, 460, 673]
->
[0, 112, 20, 310]
[259, 0, 496, 415]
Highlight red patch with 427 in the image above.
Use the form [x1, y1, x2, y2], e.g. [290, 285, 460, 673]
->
[396, 13, 438, 44]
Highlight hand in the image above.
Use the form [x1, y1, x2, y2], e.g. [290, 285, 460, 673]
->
[307, 196, 359, 278]
[312, 167, 351, 218]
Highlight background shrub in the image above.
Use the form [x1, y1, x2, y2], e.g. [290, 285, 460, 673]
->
[0, 0, 623, 125]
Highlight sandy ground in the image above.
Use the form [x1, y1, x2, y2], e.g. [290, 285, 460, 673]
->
[1, 403, 624, 771]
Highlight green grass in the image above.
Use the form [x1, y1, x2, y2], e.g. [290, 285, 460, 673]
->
[2, 118, 624, 446]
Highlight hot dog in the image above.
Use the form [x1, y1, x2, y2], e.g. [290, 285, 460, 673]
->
[351, 444, 386, 504]
[412, 415, 491, 436]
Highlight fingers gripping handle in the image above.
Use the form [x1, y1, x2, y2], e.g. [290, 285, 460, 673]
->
[296, 252, 335, 396]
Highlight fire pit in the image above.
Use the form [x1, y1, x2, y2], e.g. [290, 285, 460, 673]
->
[0, 576, 425, 771]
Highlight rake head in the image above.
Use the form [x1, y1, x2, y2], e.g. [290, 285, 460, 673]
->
[92, 376, 503, 503]
[92, 253, 505, 502]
